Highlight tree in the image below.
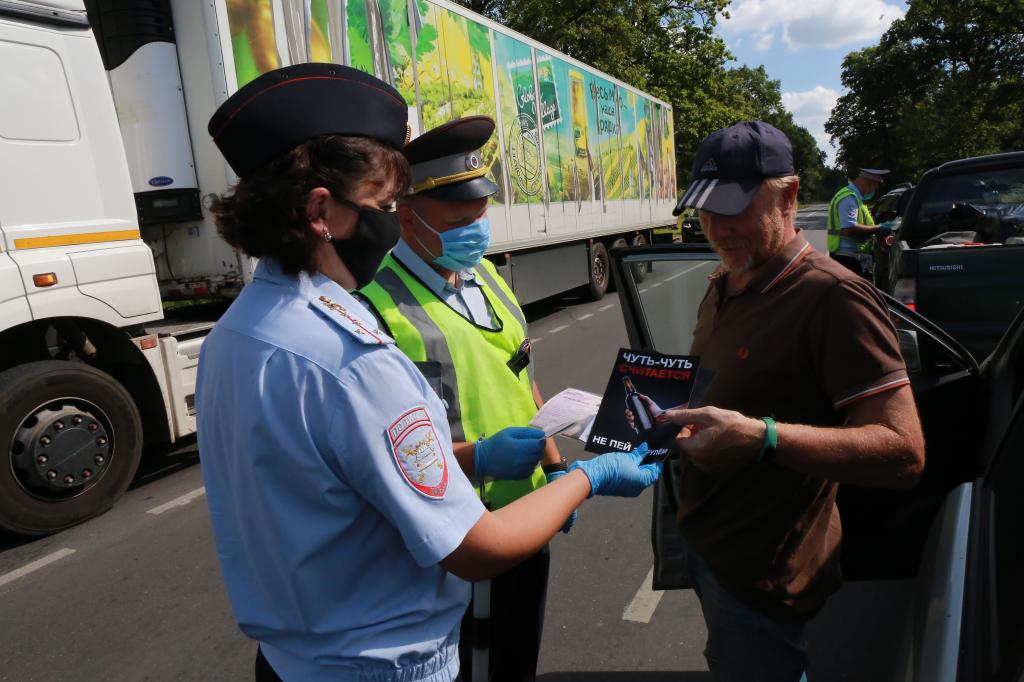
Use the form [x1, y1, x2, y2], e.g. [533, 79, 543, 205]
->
[827, 0, 1024, 185]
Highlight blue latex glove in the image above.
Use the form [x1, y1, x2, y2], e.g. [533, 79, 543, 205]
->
[877, 220, 897, 237]
[545, 470, 577, 533]
[568, 443, 663, 498]
[475, 426, 546, 480]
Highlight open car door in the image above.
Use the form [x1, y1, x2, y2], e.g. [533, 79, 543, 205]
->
[608, 242, 994, 588]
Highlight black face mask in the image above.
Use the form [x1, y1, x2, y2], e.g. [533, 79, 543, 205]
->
[331, 201, 401, 289]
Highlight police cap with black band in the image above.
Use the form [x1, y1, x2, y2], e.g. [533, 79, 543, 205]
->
[405, 116, 499, 201]
[673, 120, 795, 217]
[858, 168, 891, 182]
[209, 63, 411, 178]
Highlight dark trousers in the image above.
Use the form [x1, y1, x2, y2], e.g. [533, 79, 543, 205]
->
[255, 647, 283, 682]
[458, 546, 550, 682]
[830, 253, 866, 278]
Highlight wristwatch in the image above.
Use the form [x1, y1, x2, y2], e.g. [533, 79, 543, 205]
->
[542, 456, 568, 475]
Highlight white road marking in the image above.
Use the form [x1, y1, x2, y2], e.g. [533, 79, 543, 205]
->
[665, 262, 711, 281]
[622, 566, 664, 624]
[577, 313, 594, 321]
[532, 337, 544, 343]
[147, 487, 206, 515]
[548, 325, 570, 334]
[0, 548, 76, 589]
[598, 304, 615, 311]
[649, 282, 662, 288]
[639, 288, 649, 293]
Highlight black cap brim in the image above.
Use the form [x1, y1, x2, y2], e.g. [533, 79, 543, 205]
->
[673, 177, 763, 216]
[415, 176, 499, 202]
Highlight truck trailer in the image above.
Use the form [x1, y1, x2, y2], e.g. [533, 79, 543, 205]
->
[0, 0, 677, 534]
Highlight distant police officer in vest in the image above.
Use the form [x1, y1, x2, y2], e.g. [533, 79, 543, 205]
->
[197, 67, 662, 682]
[826, 168, 895, 277]
[360, 116, 568, 682]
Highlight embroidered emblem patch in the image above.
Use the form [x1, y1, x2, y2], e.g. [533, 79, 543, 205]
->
[388, 407, 448, 499]
[313, 295, 390, 346]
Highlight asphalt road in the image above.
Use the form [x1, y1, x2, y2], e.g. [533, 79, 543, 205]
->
[0, 207, 909, 681]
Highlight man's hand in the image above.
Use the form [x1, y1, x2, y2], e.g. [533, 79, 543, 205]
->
[660, 406, 764, 475]
[877, 220, 897, 237]
[475, 426, 546, 480]
[545, 470, 577, 533]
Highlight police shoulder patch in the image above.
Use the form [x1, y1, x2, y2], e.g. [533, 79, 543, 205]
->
[387, 407, 448, 499]
[313, 295, 393, 346]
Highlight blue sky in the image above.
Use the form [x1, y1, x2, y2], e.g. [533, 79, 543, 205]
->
[716, 0, 909, 165]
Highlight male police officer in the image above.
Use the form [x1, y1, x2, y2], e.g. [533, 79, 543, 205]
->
[826, 168, 894, 276]
[360, 116, 568, 682]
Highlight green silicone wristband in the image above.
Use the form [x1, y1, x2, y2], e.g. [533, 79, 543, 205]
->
[758, 417, 777, 464]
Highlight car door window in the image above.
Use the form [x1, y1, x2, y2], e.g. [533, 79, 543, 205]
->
[615, 249, 719, 354]
[910, 167, 1024, 246]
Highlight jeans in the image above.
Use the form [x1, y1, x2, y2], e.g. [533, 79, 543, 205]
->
[682, 540, 810, 682]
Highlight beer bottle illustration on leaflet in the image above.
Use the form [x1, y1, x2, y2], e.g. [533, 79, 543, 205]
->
[623, 376, 658, 433]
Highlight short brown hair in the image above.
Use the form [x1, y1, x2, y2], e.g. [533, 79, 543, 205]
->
[211, 135, 410, 275]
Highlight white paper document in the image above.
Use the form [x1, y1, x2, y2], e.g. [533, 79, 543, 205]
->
[529, 388, 602, 441]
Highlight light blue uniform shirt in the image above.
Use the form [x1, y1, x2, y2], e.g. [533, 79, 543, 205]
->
[836, 182, 867, 257]
[392, 239, 496, 328]
[196, 258, 485, 682]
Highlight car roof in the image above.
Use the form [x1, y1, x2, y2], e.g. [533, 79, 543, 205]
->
[932, 150, 1024, 176]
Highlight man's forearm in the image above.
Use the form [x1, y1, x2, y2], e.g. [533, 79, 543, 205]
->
[773, 421, 923, 488]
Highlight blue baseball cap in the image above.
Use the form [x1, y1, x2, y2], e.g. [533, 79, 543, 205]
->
[673, 121, 795, 216]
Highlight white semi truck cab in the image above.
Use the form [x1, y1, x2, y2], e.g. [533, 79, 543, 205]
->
[0, 0, 676, 534]
[0, 0, 233, 534]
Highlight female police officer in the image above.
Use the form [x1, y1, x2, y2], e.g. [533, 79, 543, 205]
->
[196, 64, 661, 682]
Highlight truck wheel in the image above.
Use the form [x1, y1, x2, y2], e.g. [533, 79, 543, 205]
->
[608, 239, 628, 292]
[0, 361, 143, 535]
[586, 242, 610, 301]
[630, 233, 649, 282]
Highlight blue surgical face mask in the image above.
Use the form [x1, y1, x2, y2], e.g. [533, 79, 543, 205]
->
[863, 191, 876, 201]
[410, 208, 491, 271]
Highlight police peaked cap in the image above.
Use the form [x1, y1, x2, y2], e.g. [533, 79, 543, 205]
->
[209, 63, 410, 178]
[405, 116, 499, 201]
[858, 168, 891, 182]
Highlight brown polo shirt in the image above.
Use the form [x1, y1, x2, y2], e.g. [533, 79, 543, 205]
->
[680, 232, 910, 620]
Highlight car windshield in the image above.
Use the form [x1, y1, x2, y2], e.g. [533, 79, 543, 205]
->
[914, 166, 1024, 239]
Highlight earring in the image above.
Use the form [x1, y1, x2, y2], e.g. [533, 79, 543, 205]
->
[322, 229, 333, 242]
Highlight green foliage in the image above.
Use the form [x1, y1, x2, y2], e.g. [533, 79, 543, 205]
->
[450, 0, 831, 199]
[826, 0, 1024, 186]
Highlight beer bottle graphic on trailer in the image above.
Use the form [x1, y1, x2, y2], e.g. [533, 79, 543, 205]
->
[623, 376, 654, 433]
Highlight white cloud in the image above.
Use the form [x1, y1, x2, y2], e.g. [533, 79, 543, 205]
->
[722, 0, 904, 50]
[782, 86, 840, 164]
[754, 32, 774, 51]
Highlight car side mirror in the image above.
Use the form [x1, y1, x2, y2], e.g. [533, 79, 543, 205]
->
[897, 329, 923, 373]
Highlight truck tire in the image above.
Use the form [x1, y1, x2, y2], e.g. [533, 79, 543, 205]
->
[630, 233, 649, 282]
[586, 242, 610, 301]
[608, 238, 628, 292]
[0, 361, 143, 535]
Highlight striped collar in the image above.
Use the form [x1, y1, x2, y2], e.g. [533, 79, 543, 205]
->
[750, 232, 812, 294]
